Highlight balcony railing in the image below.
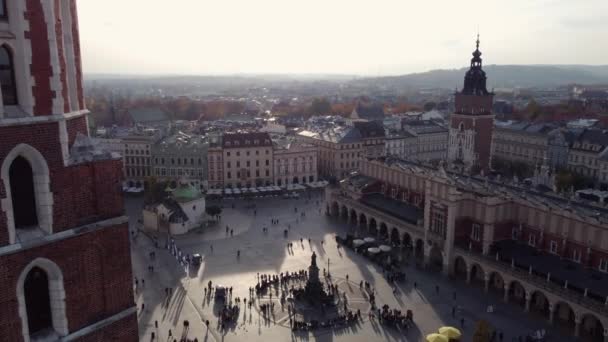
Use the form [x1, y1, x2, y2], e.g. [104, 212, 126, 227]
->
[454, 247, 608, 316]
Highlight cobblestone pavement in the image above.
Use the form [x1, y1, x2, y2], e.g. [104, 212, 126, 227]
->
[127, 191, 578, 342]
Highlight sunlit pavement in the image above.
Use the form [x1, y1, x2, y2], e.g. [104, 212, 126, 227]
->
[127, 192, 575, 342]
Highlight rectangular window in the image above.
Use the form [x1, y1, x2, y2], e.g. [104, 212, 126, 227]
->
[549, 240, 558, 254]
[528, 234, 536, 247]
[227, 162, 231, 168]
[227, 152, 231, 157]
[237, 161, 240, 167]
[247, 161, 250, 167]
[256, 160, 259, 167]
[237, 151, 240, 156]
[573, 249, 581, 263]
[471, 223, 481, 242]
[266, 160, 269, 166]
[265, 170, 269, 177]
[256, 170, 260, 177]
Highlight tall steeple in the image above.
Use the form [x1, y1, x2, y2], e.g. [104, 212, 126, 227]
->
[462, 35, 490, 96]
[448, 34, 495, 174]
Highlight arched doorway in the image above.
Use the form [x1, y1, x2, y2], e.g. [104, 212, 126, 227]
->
[379, 223, 388, 240]
[359, 213, 367, 229]
[488, 272, 505, 295]
[429, 244, 443, 272]
[369, 218, 378, 236]
[24, 267, 52, 336]
[530, 291, 550, 317]
[331, 202, 339, 216]
[9, 156, 38, 228]
[414, 239, 424, 260]
[390, 228, 400, 245]
[402, 233, 412, 248]
[453, 256, 467, 280]
[509, 281, 527, 308]
[554, 302, 576, 333]
[350, 209, 357, 224]
[470, 263, 485, 285]
[341, 205, 348, 221]
[581, 314, 604, 342]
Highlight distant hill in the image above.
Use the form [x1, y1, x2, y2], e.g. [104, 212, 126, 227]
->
[350, 65, 608, 90]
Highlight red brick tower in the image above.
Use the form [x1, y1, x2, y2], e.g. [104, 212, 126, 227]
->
[447, 35, 495, 174]
[0, 1, 138, 341]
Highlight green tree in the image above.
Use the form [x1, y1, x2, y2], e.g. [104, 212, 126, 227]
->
[308, 97, 331, 116]
[206, 205, 222, 220]
[143, 177, 168, 204]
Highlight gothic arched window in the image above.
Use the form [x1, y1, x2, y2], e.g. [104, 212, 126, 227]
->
[24, 267, 52, 336]
[0, 45, 17, 105]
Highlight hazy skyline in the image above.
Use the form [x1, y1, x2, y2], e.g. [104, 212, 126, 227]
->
[78, 0, 608, 76]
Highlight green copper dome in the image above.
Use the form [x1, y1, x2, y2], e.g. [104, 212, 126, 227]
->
[172, 183, 202, 202]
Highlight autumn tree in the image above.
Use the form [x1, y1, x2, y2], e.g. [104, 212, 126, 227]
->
[472, 320, 492, 342]
[308, 97, 331, 116]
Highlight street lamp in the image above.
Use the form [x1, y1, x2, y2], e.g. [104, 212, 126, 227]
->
[327, 258, 330, 278]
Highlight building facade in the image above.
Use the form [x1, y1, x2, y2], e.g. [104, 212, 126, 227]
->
[448, 37, 495, 173]
[492, 122, 552, 167]
[273, 137, 318, 186]
[327, 157, 608, 341]
[152, 133, 208, 190]
[0, 1, 137, 340]
[221, 132, 274, 188]
[122, 134, 154, 187]
[385, 130, 417, 159]
[297, 128, 364, 180]
[568, 129, 608, 179]
[403, 120, 448, 162]
[353, 121, 386, 158]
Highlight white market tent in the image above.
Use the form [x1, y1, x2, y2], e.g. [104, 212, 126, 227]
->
[353, 239, 365, 247]
[379, 245, 392, 252]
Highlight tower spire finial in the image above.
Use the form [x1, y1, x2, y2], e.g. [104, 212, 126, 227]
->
[476, 33, 480, 50]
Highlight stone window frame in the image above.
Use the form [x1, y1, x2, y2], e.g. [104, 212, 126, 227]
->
[471, 223, 481, 242]
[17, 258, 68, 341]
[1, 144, 53, 244]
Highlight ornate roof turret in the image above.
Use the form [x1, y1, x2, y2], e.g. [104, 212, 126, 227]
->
[461, 35, 491, 96]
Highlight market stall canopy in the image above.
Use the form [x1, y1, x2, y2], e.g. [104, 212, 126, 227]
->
[426, 333, 449, 342]
[379, 245, 392, 252]
[438, 326, 461, 339]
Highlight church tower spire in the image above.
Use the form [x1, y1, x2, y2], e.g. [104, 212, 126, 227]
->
[447, 35, 496, 174]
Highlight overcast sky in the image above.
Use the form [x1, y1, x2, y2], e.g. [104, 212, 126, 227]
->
[78, 0, 608, 76]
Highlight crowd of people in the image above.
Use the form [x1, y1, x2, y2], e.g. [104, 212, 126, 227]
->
[291, 310, 359, 331]
[375, 304, 413, 329]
